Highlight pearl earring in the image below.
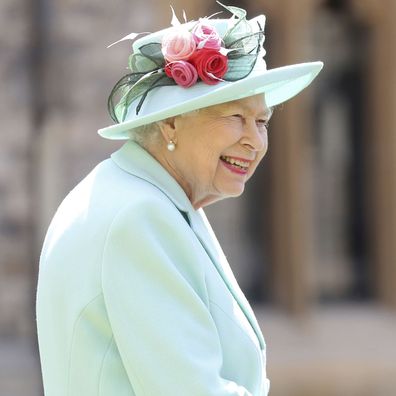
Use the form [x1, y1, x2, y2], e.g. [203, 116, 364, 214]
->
[167, 140, 176, 151]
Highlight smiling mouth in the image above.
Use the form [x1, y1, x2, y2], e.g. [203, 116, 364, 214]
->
[220, 155, 251, 172]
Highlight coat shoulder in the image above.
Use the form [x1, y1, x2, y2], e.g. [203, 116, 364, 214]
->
[49, 158, 180, 231]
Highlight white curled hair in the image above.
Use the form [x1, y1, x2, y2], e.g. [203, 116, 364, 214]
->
[127, 109, 201, 148]
[127, 122, 162, 148]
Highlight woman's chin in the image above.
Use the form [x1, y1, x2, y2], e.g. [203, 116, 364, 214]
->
[218, 183, 246, 199]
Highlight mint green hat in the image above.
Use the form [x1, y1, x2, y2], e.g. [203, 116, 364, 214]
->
[98, 3, 323, 140]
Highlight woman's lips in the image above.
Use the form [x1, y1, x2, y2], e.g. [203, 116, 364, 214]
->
[220, 155, 251, 175]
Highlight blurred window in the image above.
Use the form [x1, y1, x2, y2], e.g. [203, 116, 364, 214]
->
[311, 0, 372, 302]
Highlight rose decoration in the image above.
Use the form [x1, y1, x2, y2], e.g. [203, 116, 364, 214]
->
[192, 20, 222, 50]
[165, 61, 198, 88]
[161, 28, 196, 62]
[164, 63, 173, 78]
[161, 23, 227, 87]
[190, 49, 228, 85]
[108, 2, 265, 121]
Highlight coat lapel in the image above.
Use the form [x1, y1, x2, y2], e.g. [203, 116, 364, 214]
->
[111, 141, 265, 350]
[188, 209, 265, 350]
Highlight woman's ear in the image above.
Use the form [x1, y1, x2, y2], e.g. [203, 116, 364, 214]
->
[158, 117, 177, 144]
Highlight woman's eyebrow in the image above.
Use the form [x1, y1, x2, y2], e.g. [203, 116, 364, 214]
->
[236, 102, 274, 119]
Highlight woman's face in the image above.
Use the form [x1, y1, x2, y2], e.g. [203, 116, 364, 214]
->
[158, 94, 271, 208]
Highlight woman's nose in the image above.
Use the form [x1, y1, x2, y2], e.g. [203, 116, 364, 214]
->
[241, 120, 267, 152]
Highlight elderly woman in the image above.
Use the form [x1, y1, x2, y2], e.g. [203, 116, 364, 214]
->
[36, 4, 322, 396]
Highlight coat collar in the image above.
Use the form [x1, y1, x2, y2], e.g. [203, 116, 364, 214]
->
[111, 140, 265, 350]
[111, 140, 194, 213]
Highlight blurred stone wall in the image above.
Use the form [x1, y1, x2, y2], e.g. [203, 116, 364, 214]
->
[0, 0, 33, 337]
[0, 0, 213, 338]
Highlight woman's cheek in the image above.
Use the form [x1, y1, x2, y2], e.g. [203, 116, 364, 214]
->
[248, 157, 263, 179]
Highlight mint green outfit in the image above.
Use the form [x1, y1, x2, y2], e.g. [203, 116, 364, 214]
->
[36, 140, 270, 395]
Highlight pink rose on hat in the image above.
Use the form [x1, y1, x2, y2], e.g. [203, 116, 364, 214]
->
[190, 49, 228, 85]
[165, 61, 198, 88]
[161, 28, 196, 62]
[192, 20, 222, 50]
[161, 21, 228, 88]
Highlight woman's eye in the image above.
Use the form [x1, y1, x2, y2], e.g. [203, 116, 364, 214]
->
[231, 114, 243, 120]
[257, 119, 269, 128]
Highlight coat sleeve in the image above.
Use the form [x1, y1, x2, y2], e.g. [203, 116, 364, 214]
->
[101, 198, 256, 396]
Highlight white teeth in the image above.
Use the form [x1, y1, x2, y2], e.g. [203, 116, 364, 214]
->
[221, 156, 250, 168]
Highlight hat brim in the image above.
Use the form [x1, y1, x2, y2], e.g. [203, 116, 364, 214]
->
[98, 61, 323, 140]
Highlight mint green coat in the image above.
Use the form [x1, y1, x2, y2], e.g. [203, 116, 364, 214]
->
[36, 140, 270, 396]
